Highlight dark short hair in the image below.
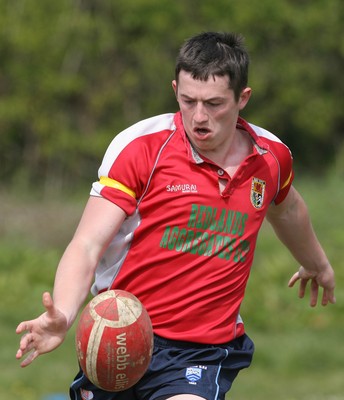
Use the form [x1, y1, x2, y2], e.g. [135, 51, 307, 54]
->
[175, 32, 249, 101]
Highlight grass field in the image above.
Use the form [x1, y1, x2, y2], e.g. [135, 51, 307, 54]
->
[1, 175, 343, 399]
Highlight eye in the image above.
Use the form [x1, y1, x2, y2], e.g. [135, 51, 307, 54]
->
[207, 101, 221, 107]
[183, 99, 195, 106]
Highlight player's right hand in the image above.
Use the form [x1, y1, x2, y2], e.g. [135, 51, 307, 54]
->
[15, 292, 68, 367]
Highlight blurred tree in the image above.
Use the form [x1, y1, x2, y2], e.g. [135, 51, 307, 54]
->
[241, 0, 344, 171]
[0, 0, 342, 192]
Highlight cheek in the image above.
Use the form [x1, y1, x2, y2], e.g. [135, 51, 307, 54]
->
[179, 107, 192, 122]
[211, 109, 231, 123]
[179, 109, 192, 130]
[217, 107, 237, 121]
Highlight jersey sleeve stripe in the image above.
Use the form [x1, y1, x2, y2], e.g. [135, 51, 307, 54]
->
[99, 176, 136, 199]
[281, 171, 293, 189]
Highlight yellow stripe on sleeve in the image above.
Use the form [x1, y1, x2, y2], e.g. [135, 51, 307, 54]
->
[99, 176, 136, 199]
[281, 171, 293, 190]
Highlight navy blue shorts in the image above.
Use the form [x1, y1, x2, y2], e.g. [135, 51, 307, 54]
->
[70, 333, 254, 400]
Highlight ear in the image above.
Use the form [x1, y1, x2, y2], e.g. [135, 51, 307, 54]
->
[172, 80, 178, 98]
[238, 87, 252, 110]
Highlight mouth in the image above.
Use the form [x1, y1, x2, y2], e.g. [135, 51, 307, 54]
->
[194, 127, 211, 137]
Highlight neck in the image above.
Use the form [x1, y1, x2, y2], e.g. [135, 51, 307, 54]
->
[197, 128, 252, 170]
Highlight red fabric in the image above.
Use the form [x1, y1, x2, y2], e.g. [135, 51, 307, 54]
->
[90, 112, 293, 344]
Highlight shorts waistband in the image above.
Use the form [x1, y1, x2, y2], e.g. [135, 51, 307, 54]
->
[153, 334, 239, 350]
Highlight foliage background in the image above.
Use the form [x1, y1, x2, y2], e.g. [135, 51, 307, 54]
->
[0, 0, 343, 398]
[1, 0, 343, 193]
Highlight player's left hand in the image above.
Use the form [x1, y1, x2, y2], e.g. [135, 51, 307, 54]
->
[288, 264, 336, 307]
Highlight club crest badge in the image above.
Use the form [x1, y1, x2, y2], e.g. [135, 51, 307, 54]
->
[251, 177, 266, 209]
[185, 367, 202, 383]
[80, 388, 94, 400]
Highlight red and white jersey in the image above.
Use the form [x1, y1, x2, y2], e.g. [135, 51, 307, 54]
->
[90, 111, 293, 344]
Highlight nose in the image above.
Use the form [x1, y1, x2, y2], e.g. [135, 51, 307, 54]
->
[193, 102, 208, 124]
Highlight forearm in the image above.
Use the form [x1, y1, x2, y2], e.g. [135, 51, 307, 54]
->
[53, 238, 99, 329]
[267, 188, 330, 272]
[52, 196, 126, 329]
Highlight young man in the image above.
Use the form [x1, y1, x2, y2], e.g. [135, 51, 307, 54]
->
[16, 32, 335, 400]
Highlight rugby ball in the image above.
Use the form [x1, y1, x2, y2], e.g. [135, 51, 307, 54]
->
[75, 290, 153, 391]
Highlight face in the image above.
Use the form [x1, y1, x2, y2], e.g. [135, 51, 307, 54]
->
[172, 71, 251, 155]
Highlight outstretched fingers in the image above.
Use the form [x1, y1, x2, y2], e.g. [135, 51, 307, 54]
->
[16, 338, 39, 367]
[16, 322, 34, 355]
[288, 271, 299, 288]
[15, 323, 39, 367]
[15, 292, 56, 367]
[321, 286, 336, 306]
[288, 271, 308, 299]
[309, 279, 319, 307]
[289, 266, 336, 307]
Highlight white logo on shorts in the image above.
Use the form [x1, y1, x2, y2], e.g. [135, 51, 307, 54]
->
[80, 388, 94, 400]
[185, 367, 202, 383]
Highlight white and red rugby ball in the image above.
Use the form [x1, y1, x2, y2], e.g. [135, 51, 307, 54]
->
[75, 289, 153, 392]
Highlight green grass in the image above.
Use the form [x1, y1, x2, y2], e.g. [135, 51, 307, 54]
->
[1, 175, 343, 399]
